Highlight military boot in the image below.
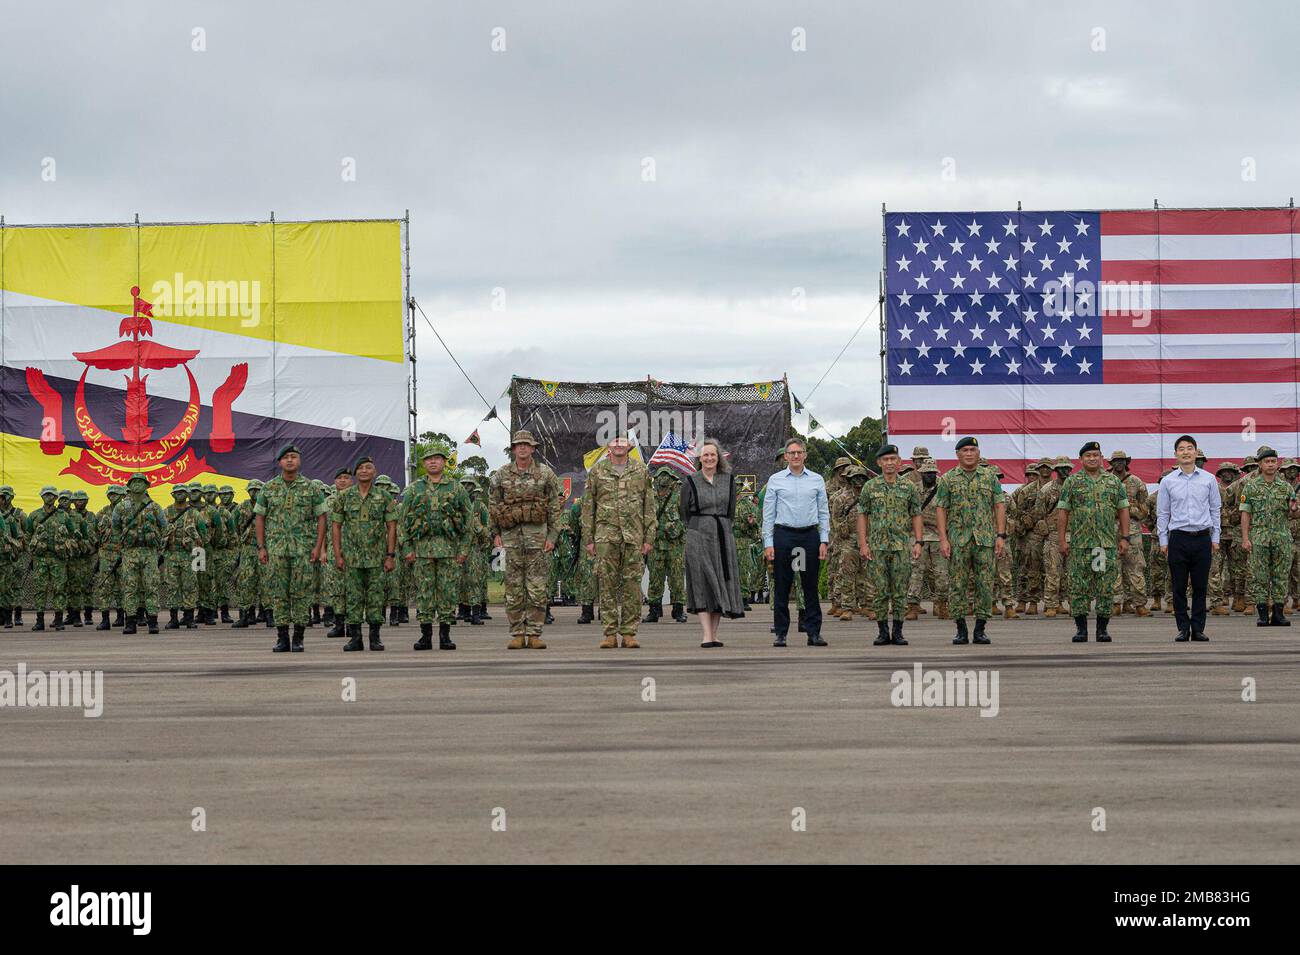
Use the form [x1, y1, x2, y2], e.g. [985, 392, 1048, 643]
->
[33, 612, 46, 633]
[1256, 603, 1270, 626]
[439, 622, 456, 650]
[1004, 603, 1019, 619]
[264, 609, 275, 629]
[220, 605, 233, 623]
[905, 603, 919, 621]
[621, 632, 640, 648]
[14, 607, 23, 626]
[1, 608, 11, 629]
[231, 607, 251, 629]
[291, 624, 305, 652]
[1271, 603, 1291, 627]
[671, 603, 687, 623]
[934, 600, 950, 620]
[327, 614, 346, 638]
[311, 604, 322, 626]
[368, 623, 385, 651]
[121, 613, 136, 635]
[68, 608, 82, 628]
[398, 606, 409, 624]
[164, 609, 180, 630]
[1232, 595, 1247, 614]
[544, 608, 554, 625]
[322, 606, 335, 626]
[1095, 616, 1111, 642]
[576, 603, 594, 624]
[414, 624, 434, 651]
[343, 624, 364, 651]
[183, 609, 197, 630]
[113, 608, 124, 627]
[952, 618, 969, 645]
[642, 604, 661, 624]
[891, 618, 908, 646]
[147, 614, 159, 634]
[456, 603, 471, 621]
[972, 618, 990, 644]
[527, 634, 547, 649]
[388, 606, 400, 626]
[95, 611, 111, 631]
[477, 604, 492, 621]
[52, 610, 65, 632]
[797, 608, 806, 633]
[507, 634, 527, 649]
[1072, 615, 1088, 642]
[1134, 602, 1150, 617]
[873, 620, 891, 646]
[468, 605, 484, 625]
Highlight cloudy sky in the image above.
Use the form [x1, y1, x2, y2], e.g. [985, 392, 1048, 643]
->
[3, 0, 1298, 465]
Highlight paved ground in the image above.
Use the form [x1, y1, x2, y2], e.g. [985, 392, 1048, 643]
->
[1, 605, 1297, 864]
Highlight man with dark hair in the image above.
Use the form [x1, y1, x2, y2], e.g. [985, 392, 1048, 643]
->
[762, 438, 830, 647]
[1156, 435, 1220, 642]
[1057, 441, 1129, 642]
[936, 437, 1006, 645]
[1240, 446, 1295, 626]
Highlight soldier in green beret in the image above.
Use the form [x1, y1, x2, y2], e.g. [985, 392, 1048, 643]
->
[255, 445, 328, 652]
[856, 445, 921, 646]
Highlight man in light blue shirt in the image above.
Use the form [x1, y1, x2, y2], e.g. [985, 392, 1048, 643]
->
[1156, 434, 1221, 642]
[762, 438, 831, 647]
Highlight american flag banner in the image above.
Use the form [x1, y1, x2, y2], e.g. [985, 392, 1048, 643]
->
[648, 430, 697, 475]
[884, 208, 1300, 484]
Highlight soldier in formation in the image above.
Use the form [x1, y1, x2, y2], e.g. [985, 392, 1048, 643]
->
[856, 444, 921, 646]
[255, 444, 328, 653]
[643, 467, 688, 624]
[333, 454, 399, 651]
[935, 436, 1006, 645]
[1056, 441, 1130, 643]
[401, 445, 470, 650]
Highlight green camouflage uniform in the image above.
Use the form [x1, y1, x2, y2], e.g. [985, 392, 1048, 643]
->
[646, 468, 686, 607]
[569, 501, 596, 605]
[0, 504, 20, 612]
[334, 482, 399, 625]
[733, 492, 763, 598]
[214, 488, 239, 612]
[857, 473, 920, 620]
[28, 491, 74, 613]
[936, 464, 1004, 619]
[828, 467, 861, 613]
[581, 456, 657, 640]
[112, 483, 167, 615]
[1010, 462, 1050, 604]
[1210, 464, 1240, 610]
[67, 492, 96, 615]
[1111, 463, 1148, 610]
[233, 482, 264, 613]
[489, 455, 566, 640]
[161, 491, 204, 610]
[401, 474, 470, 624]
[254, 475, 327, 626]
[457, 481, 491, 607]
[1056, 469, 1129, 617]
[908, 460, 947, 610]
[1035, 462, 1072, 611]
[0, 490, 27, 619]
[93, 488, 126, 614]
[1240, 472, 1295, 606]
[1284, 465, 1300, 603]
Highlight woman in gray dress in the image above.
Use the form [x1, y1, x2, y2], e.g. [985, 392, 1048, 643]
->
[681, 439, 744, 647]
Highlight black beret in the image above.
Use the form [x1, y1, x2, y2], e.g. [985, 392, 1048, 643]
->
[954, 436, 978, 451]
[1079, 440, 1101, 456]
[875, 443, 900, 459]
[352, 455, 374, 473]
[276, 443, 300, 461]
[333, 467, 352, 479]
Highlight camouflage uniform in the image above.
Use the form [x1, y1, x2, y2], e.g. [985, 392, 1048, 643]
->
[254, 473, 328, 629]
[1147, 485, 1170, 608]
[215, 486, 239, 618]
[112, 478, 167, 628]
[1057, 468, 1129, 618]
[1109, 454, 1149, 614]
[27, 489, 74, 619]
[0, 498, 20, 621]
[65, 491, 96, 622]
[1223, 460, 1256, 611]
[645, 468, 687, 613]
[936, 463, 1005, 621]
[581, 454, 657, 645]
[160, 489, 204, 621]
[1240, 471, 1295, 607]
[569, 501, 596, 608]
[1035, 459, 1073, 615]
[1010, 460, 1050, 608]
[829, 462, 863, 619]
[457, 480, 492, 616]
[0, 488, 27, 625]
[488, 439, 566, 646]
[232, 481, 264, 622]
[733, 491, 763, 599]
[857, 473, 920, 621]
[334, 482, 399, 627]
[1210, 462, 1241, 613]
[93, 486, 126, 624]
[1284, 462, 1300, 607]
[402, 468, 472, 630]
[989, 464, 1015, 613]
[907, 459, 948, 616]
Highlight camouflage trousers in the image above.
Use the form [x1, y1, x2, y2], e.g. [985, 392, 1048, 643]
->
[1041, 536, 1067, 607]
[595, 541, 643, 638]
[837, 542, 864, 609]
[1113, 531, 1146, 606]
[1209, 540, 1231, 608]
[32, 556, 68, 612]
[504, 545, 550, 637]
[312, 560, 323, 606]
[458, 546, 489, 605]
[0, 558, 15, 607]
[995, 547, 1013, 605]
[1020, 533, 1047, 602]
[908, 540, 948, 606]
[1011, 534, 1032, 602]
[160, 551, 197, 609]
[212, 548, 236, 608]
[324, 557, 345, 615]
[737, 536, 763, 596]
[869, 549, 910, 620]
[66, 554, 94, 608]
[414, 557, 461, 624]
[574, 550, 596, 604]
[120, 548, 159, 615]
[264, 554, 313, 626]
[646, 542, 686, 605]
[1147, 537, 1167, 600]
[196, 558, 213, 610]
[1218, 539, 1247, 601]
[347, 565, 387, 624]
[948, 541, 995, 619]
[93, 552, 122, 611]
[233, 545, 263, 610]
[1248, 538, 1292, 605]
[1067, 544, 1117, 617]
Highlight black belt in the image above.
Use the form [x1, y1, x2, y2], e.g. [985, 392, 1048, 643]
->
[776, 524, 818, 533]
[1170, 527, 1211, 537]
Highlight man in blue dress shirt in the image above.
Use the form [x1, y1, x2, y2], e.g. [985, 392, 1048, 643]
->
[762, 438, 831, 647]
[1156, 434, 1221, 642]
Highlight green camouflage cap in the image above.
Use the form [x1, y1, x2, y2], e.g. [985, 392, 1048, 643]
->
[72, 490, 88, 501]
[1034, 456, 1053, 471]
[186, 481, 203, 492]
[422, 442, 452, 460]
[107, 484, 125, 497]
[1108, 449, 1131, 461]
[1052, 455, 1071, 469]
[510, 430, 539, 447]
[910, 446, 931, 459]
[57, 489, 71, 500]
[1215, 460, 1240, 475]
[39, 485, 58, 497]
[246, 479, 264, 491]
[1242, 455, 1258, 469]
[832, 456, 852, 471]
[1281, 458, 1299, 471]
[459, 477, 477, 487]
[219, 485, 234, 494]
[126, 474, 148, 488]
[654, 466, 677, 480]
[774, 449, 787, 464]
[919, 459, 938, 473]
[0, 485, 12, 497]
[172, 485, 188, 497]
[202, 483, 218, 494]
[899, 462, 915, 474]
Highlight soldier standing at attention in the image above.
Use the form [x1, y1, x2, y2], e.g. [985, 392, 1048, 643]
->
[906, 458, 945, 620]
[1057, 441, 1129, 643]
[402, 446, 471, 650]
[643, 467, 688, 624]
[1036, 456, 1073, 617]
[825, 457, 854, 618]
[112, 474, 166, 635]
[1011, 458, 1051, 614]
[1107, 451, 1149, 617]
[91, 485, 125, 630]
[582, 434, 657, 649]
[733, 485, 762, 607]
[935, 436, 1006, 646]
[856, 444, 922, 646]
[1282, 459, 1300, 612]
[1240, 446, 1296, 627]
[1223, 455, 1257, 614]
[456, 477, 490, 625]
[256, 445, 328, 653]
[490, 431, 565, 649]
[161, 485, 204, 630]
[231, 480, 265, 629]
[333, 455, 399, 651]
[1209, 461, 1241, 616]
[323, 468, 353, 636]
[28, 486, 75, 632]
[988, 462, 1017, 618]
[569, 497, 596, 623]
[215, 486, 239, 623]
[0, 486, 26, 628]
[67, 491, 95, 627]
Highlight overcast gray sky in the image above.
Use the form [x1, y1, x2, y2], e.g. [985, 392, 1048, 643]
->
[3, 0, 1299, 465]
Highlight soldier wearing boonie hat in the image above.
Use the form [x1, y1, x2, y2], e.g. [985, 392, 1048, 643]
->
[1036, 456, 1074, 618]
[1106, 449, 1151, 617]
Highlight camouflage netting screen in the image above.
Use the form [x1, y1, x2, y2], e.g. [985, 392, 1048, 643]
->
[509, 376, 791, 501]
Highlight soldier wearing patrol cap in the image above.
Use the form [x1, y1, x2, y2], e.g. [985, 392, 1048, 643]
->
[1032, 456, 1074, 616]
[1107, 450, 1150, 617]
[1240, 445, 1296, 626]
[256, 444, 329, 652]
[0, 485, 27, 628]
[1057, 441, 1130, 642]
[231, 479, 266, 628]
[112, 474, 167, 634]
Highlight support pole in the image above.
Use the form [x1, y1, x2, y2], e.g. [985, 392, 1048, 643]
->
[404, 209, 416, 484]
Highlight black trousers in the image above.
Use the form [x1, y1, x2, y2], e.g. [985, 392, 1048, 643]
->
[1167, 529, 1212, 635]
[772, 525, 822, 638]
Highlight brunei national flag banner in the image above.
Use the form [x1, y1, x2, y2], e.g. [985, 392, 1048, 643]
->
[0, 219, 409, 512]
